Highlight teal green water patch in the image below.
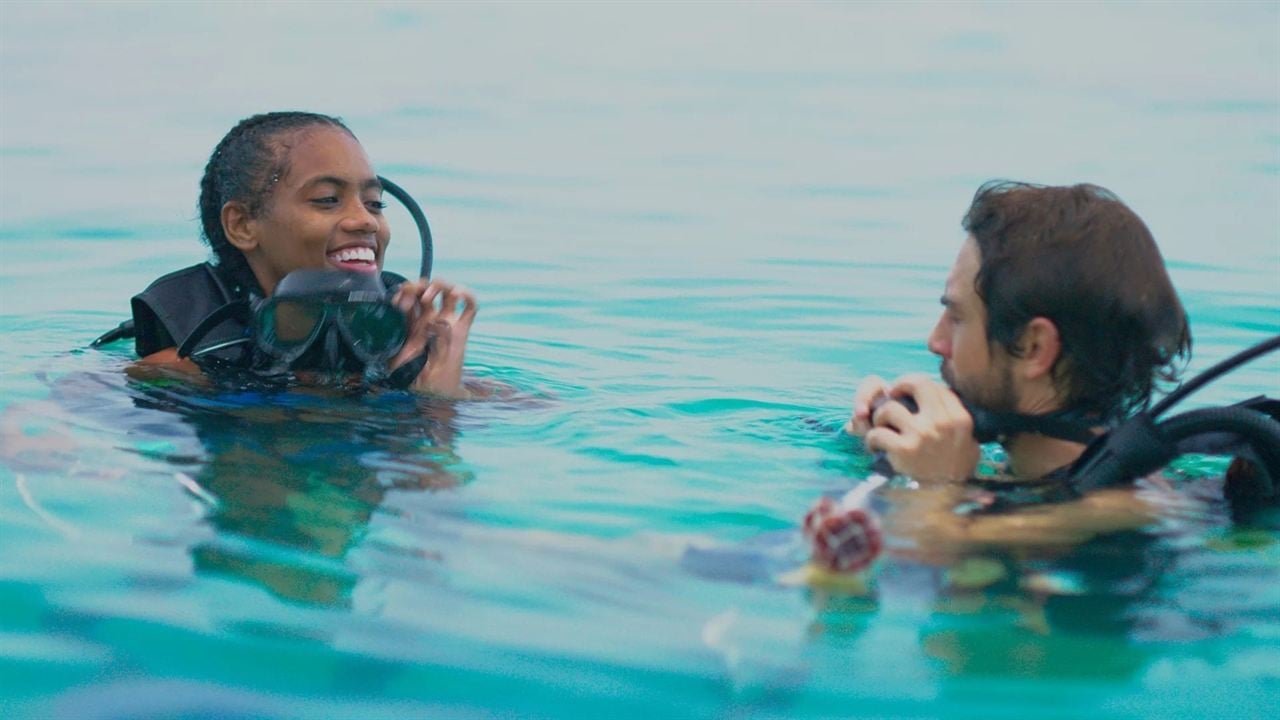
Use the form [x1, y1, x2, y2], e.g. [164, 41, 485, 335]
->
[666, 397, 820, 416]
[0, 222, 184, 242]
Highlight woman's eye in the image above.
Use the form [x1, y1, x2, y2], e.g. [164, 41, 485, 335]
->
[366, 200, 387, 212]
[310, 196, 339, 206]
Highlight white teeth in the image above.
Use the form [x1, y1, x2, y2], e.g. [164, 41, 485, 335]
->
[329, 247, 375, 264]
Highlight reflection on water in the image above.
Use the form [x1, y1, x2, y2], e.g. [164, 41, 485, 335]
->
[171, 394, 465, 607]
[9, 367, 473, 609]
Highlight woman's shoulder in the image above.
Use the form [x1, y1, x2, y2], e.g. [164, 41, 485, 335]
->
[131, 262, 238, 357]
[137, 262, 237, 298]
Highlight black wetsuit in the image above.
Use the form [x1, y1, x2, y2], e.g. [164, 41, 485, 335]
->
[131, 263, 249, 361]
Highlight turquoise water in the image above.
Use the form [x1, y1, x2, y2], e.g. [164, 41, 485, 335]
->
[2, 3, 1279, 718]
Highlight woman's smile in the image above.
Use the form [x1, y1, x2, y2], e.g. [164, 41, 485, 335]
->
[326, 244, 378, 272]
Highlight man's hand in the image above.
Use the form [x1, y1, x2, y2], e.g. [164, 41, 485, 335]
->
[389, 278, 478, 398]
[844, 375, 891, 436]
[860, 374, 980, 483]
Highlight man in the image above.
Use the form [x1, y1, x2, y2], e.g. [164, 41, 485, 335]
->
[845, 181, 1191, 484]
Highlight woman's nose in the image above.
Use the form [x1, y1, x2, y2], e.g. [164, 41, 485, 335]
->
[341, 201, 379, 233]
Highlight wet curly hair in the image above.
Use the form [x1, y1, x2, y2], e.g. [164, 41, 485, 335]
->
[962, 180, 1191, 420]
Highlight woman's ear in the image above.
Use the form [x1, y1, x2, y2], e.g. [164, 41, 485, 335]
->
[221, 201, 258, 252]
[1016, 317, 1062, 381]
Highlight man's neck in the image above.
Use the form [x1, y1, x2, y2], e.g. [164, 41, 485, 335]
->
[1003, 432, 1088, 480]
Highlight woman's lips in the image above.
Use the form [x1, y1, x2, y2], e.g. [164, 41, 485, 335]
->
[326, 246, 378, 272]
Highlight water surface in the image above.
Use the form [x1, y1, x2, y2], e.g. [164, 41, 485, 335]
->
[1, 3, 1278, 718]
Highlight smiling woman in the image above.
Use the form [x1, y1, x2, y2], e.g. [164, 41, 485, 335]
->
[128, 111, 477, 397]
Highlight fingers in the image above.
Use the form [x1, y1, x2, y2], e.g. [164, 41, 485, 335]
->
[388, 277, 480, 374]
[397, 282, 442, 350]
[392, 280, 427, 315]
[889, 374, 971, 434]
[428, 280, 477, 321]
[409, 275, 476, 317]
[870, 398, 917, 435]
[864, 427, 905, 456]
[857, 373, 981, 482]
[846, 375, 890, 436]
[854, 375, 890, 418]
[421, 282, 445, 318]
[393, 278, 478, 321]
[455, 287, 478, 320]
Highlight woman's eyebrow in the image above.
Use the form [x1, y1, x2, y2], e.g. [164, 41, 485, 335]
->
[300, 176, 383, 191]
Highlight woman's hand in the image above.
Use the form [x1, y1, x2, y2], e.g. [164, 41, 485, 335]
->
[388, 278, 478, 398]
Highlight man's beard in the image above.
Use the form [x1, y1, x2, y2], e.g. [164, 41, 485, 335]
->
[941, 359, 1019, 414]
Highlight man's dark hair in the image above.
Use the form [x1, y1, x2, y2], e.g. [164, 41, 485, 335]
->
[962, 180, 1191, 420]
[197, 111, 354, 295]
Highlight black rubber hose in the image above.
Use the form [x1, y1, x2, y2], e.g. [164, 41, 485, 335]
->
[1150, 334, 1280, 418]
[1158, 406, 1280, 498]
[1071, 406, 1280, 495]
[377, 176, 434, 280]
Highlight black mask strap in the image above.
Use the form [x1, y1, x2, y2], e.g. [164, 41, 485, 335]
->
[969, 406, 1102, 445]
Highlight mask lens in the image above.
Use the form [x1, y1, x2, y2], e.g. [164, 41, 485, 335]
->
[260, 299, 326, 351]
[338, 302, 406, 360]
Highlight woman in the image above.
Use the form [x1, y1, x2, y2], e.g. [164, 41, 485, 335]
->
[131, 111, 476, 397]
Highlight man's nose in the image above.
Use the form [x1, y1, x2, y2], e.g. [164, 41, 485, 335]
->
[927, 317, 949, 357]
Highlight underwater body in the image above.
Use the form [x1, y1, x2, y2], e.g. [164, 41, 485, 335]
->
[2, 3, 1279, 719]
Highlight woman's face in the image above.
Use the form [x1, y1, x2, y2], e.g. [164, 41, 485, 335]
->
[234, 127, 391, 295]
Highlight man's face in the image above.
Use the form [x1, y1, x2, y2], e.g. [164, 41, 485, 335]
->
[927, 237, 1019, 413]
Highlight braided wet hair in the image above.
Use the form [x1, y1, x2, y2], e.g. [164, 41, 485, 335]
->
[198, 111, 354, 295]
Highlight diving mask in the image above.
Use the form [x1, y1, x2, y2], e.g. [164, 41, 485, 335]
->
[253, 269, 407, 373]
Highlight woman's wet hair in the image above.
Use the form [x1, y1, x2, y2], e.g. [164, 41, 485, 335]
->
[198, 111, 355, 294]
[962, 180, 1192, 420]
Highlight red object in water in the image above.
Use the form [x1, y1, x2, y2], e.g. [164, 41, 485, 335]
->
[802, 496, 838, 540]
[803, 496, 884, 573]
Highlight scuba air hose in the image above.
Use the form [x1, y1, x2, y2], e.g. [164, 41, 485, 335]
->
[377, 176, 433, 281]
[1068, 334, 1280, 502]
